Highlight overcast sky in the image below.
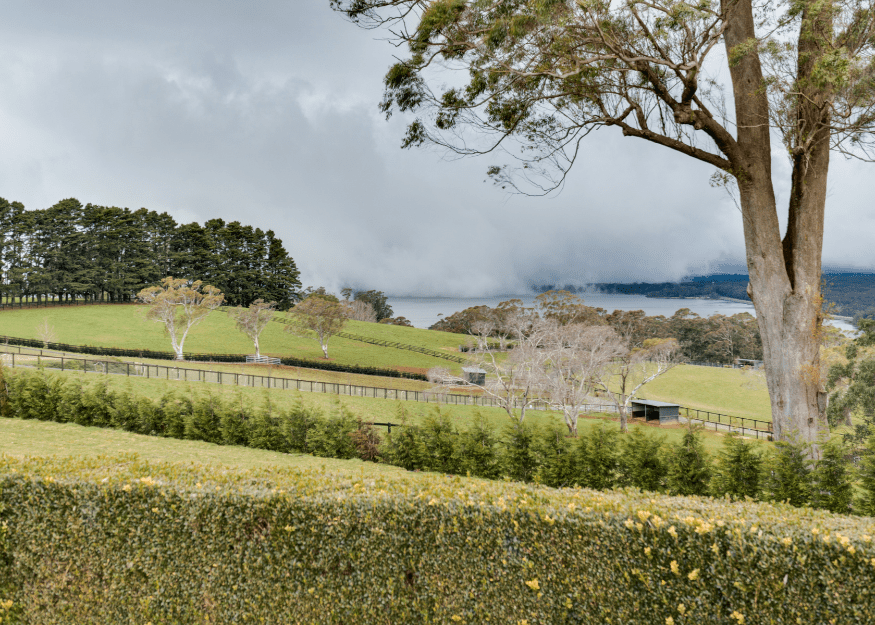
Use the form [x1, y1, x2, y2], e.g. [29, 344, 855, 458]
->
[2, 1, 874, 296]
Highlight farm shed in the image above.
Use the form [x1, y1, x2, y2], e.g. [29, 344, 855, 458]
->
[462, 366, 486, 386]
[630, 400, 679, 425]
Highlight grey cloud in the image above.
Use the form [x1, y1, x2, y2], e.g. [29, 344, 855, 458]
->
[0, 1, 873, 298]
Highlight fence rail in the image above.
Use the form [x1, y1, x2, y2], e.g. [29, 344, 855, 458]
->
[0, 346, 773, 440]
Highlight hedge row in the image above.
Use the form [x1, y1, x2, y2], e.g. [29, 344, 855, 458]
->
[278, 355, 426, 380]
[0, 334, 427, 380]
[1, 453, 874, 624]
[2, 366, 872, 516]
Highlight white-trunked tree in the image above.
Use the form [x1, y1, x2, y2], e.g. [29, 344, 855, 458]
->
[137, 277, 225, 360]
[333, 0, 875, 453]
[229, 299, 277, 359]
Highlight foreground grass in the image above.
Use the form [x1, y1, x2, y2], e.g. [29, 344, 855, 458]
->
[0, 417, 407, 476]
[0, 305, 461, 373]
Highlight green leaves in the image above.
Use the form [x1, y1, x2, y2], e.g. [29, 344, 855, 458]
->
[3, 452, 875, 622]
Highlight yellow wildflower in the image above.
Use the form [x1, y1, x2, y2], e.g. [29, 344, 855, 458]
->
[525, 579, 540, 591]
[644, 547, 652, 556]
[667, 526, 678, 538]
[731, 611, 745, 624]
[666, 617, 675, 625]
[451, 616, 462, 622]
[678, 604, 686, 615]
[688, 569, 700, 581]
[670, 561, 680, 575]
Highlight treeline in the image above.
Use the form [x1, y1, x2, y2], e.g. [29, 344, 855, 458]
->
[0, 196, 301, 308]
[593, 277, 750, 301]
[589, 273, 875, 322]
[431, 300, 762, 363]
[1, 366, 869, 515]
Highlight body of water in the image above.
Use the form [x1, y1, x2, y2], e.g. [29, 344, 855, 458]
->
[388, 293, 856, 334]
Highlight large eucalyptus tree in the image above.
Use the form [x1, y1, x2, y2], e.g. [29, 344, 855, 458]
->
[333, 0, 875, 450]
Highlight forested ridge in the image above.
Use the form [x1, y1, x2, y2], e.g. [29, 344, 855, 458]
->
[539, 273, 875, 323]
[0, 196, 302, 308]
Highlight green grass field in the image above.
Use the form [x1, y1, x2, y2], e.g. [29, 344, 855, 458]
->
[0, 304, 463, 373]
[0, 417, 407, 476]
[640, 364, 772, 422]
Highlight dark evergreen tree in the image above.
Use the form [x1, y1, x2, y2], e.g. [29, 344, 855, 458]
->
[762, 437, 814, 506]
[665, 425, 711, 496]
[811, 438, 854, 514]
[858, 431, 875, 516]
[354, 290, 393, 321]
[618, 427, 667, 492]
[502, 421, 538, 482]
[537, 424, 577, 488]
[0, 196, 301, 306]
[711, 432, 762, 500]
[576, 424, 619, 490]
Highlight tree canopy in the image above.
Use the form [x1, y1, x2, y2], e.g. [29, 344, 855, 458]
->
[334, 0, 875, 449]
[0, 196, 302, 308]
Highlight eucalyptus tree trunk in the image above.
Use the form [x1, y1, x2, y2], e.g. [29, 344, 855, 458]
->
[725, 0, 829, 452]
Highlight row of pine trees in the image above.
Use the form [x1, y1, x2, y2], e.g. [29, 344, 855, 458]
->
[0, 196, 302, 308]
[3, 366, 871, 516]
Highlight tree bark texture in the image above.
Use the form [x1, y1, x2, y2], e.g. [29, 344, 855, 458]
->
[724, 0, 830, 451]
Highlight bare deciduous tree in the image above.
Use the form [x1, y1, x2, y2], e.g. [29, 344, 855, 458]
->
[429, 311, 552, 422]
[334, 0, 875, 452]
[137, 277, 225, 360]
[284, 295, 347, 358]
[229, 299, 277, 358]
[539, 324, 625, 436]
[342, 299, 378, 323]
[593, 338, 683, 433]
[35, 317, 57, 348]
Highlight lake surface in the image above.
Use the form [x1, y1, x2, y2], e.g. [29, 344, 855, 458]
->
[388, 293, 856, 334]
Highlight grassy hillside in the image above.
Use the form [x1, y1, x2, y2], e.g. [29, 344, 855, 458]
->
[0, 417, 406, 475]
[641, 364, 772, 422]
[0, 305, 462, 373]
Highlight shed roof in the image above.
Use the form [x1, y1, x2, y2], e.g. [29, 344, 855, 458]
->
[630, 399, 679, 408]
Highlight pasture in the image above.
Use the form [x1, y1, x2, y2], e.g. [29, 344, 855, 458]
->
[0, 304, 464, 373]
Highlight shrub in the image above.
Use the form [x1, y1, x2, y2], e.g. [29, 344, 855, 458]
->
[665, 425, 711, 496]
[380, 412, 425, 471]
[711, 431, 763, 500]
[536, 425, 577, 488]
[502, 421, 538, 482]
[763, 436, 814, 507]
[349, 419, 382, 462]
[618, 427, 667, 492]
[305, 401, 358, 459]
[418, 409, 461, 474]
[859, 431, 875, 516]
[3, 455, 875, 624]
[577, 423, 619, 490]
[279, 397, 319, 452]
[455, 413, 501, 479]
[811, 437, 855, 514]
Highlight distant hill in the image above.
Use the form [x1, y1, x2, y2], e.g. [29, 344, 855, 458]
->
[534, 273, 875, 324]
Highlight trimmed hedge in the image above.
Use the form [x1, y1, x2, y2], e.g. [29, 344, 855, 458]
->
[279, 355, 426, 380]
[0, 334, 427, 380]
[1, 454, 874, 624]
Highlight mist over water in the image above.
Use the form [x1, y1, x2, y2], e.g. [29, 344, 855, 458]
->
[388, 293, 856, 334]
